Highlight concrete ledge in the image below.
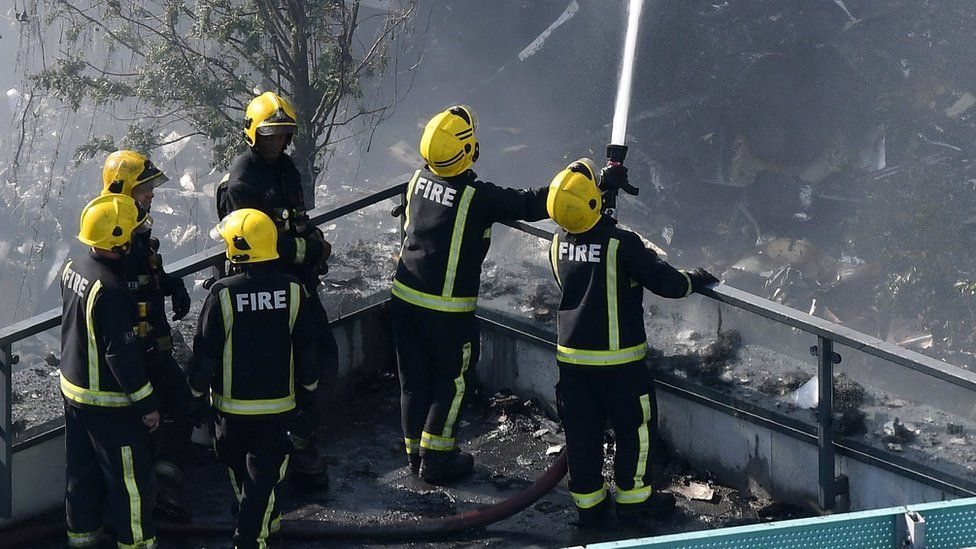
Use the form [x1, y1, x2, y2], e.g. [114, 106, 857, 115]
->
[475, 306, 957, 512]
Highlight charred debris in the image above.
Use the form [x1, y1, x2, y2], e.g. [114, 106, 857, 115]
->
[601, 0, 976, 369]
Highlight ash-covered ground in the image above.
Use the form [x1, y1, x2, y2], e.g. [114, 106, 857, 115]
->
[20, 367, 809, 548]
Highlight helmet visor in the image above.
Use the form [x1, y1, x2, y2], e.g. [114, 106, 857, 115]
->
[210, 218, 229, 242]
[451, 105, 478, 133]
[255, 123, 297, 136]
[256, 107, 298, 136]
[569, 158, 598, 182]
[137, 159, 168, 189]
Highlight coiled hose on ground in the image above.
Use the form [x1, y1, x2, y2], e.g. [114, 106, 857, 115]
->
[0, 453, 568, 547]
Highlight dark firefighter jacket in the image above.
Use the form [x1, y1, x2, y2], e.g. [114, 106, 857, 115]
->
[59, 252, 158, 414]
[217, 149, 325, 281]
[392, 168, 548, 313]
[549, 219, 693, 367]
[121, 228, 182, 351]
[188, 264, 319, 417]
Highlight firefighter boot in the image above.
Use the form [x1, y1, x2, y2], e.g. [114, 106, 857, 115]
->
[573, 497, 613, 528]
[154, 461, 191, 522]
[408, 454, 421, 474]
[615, 490, 676, 518]
[419, 449, 474, 485]
[288, 434, 330, 490]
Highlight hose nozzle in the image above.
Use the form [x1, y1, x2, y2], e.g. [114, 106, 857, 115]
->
[606, 144, 628, 165]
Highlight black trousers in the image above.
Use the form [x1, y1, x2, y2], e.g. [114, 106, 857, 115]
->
[146, 350, 194, 480]
[556, 361, 658, 509]
[290, 289, 338, 442]
[64, 403, 156, 548]
[390, 298, 480, 457]
[214, 413, 290, 549]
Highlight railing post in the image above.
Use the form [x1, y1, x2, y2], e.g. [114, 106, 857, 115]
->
[815, 336, 849, 511]
[209, 260, 226, 288]
[398, 189, 407, 245]
[0, 343, 13, 518]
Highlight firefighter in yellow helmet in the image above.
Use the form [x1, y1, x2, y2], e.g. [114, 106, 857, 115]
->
[100, 149, 196, 521]
[215, 91, 335, 485]
[390, 105, 550, 483]
[62, 194, 160, 548]
[189, 209, 318, 549]
[547, 159, 718, 526]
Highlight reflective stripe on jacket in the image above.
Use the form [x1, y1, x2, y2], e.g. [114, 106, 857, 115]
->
[550, 220, 692, 366]
[59, 253, 157, 413]
[392, 168, 548, 313]
[188, 265, 319, 417]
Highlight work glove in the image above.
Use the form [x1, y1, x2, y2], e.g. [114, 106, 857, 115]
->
[686, 267, 719, 294]
[169, 280, 191, 321]
[309, 228, 332, 263]
[599, 164, 629, 192]
[601, 164, 640, 196]
[303, 229, 331, 276]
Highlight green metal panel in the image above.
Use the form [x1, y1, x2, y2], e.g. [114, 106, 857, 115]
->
[909, 499, 976, 547]
[589, 498, 976, 549]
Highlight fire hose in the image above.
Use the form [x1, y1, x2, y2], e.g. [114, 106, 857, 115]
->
[0, 453, 567, 547]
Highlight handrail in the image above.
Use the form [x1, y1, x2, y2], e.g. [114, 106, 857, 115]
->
[498, 219, 976, 394]
[496, 217, 976, 510]
[701, 285, 976, 392]
[0, 183, 409, 348]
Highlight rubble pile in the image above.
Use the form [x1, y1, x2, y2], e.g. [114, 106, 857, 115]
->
[620, 1, 976, 369]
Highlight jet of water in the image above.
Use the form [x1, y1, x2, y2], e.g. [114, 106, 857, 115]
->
[611, 0, 645, 146]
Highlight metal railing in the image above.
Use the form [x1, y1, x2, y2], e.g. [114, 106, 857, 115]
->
[494, 224, 976, 509]
[2, 182, 976, 518]
[0, 183, 406, 518]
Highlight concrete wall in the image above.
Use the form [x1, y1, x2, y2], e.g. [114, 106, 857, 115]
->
[0, 433, 65, 529]
[475, 309, 956, 513]
[477, 319, 558, 415]
[655, 391, 949, 510]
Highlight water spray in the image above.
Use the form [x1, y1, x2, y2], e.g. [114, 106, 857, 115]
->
[604, 0, 645, 220]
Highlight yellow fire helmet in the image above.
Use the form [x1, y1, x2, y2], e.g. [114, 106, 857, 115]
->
[419, 105, 479, 177]
[211, 208, 280, 264]
[101, 150, 168, 196]
[78, 194, 148, 252]
[547, 158, 602, 234]
[244, 91, 298, 146]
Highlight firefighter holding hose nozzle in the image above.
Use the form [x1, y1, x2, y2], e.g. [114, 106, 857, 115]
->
[546, 158, 718, 527]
